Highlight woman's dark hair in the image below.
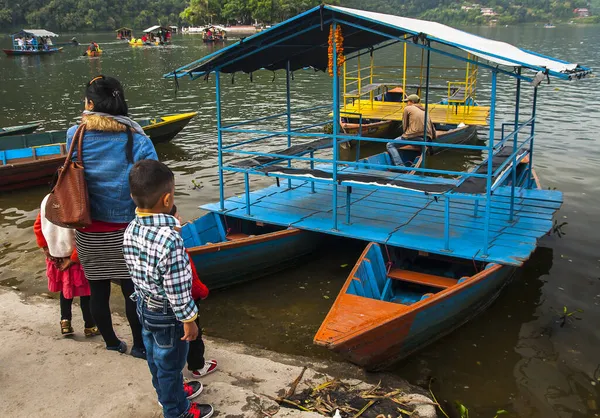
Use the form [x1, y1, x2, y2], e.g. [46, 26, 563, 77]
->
[85, 75, 128, 116]
[85, 75, 134, 163]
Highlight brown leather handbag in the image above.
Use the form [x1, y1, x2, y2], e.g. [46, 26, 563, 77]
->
[45, 124, 92, 228]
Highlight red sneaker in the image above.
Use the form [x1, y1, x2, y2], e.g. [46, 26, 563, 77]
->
[184, 381, 203, 400]
[190, 360, 218, 378]
[182, 402, 214, 418]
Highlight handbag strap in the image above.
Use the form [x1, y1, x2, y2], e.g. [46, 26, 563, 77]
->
[63, 124, 86, 164]
[52, 124, 86, 191]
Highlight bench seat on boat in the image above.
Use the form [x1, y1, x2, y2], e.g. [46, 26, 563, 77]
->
[387, 269, 457, 289]
[226, 232, 250, 240]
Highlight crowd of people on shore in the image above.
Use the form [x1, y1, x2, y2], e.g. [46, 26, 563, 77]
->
[34, 75, 215, 418]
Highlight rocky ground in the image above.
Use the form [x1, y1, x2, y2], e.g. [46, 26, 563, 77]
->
[0, 289, 436, 418]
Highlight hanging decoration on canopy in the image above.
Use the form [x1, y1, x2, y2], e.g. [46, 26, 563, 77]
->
[328, 24, 345, 76]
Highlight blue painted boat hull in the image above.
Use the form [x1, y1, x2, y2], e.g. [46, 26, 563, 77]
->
[182, 213, 320, 290]
[3, 48, 62, 56]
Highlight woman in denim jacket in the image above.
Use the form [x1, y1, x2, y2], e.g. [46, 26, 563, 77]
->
[67, 75, 158, 358]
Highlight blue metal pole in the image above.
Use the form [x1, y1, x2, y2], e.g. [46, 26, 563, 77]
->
[310, 151, 315, 193]
[244, 172, 251, 215]
[332, 22, 339, 230]
[355, 114, 362, 163]
[215, 70, 225, 211]
[421, 42, 431, 166]
[509, 68, 521, 221]
[346, 186, 351, 224]
[483, 70, 498, 257]
[286, 60, 292, 189]
[528, 86, 538, 188]
[444, 197, 450, 251]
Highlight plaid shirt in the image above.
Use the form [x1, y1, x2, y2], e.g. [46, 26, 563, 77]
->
[123, 213, 198, 322]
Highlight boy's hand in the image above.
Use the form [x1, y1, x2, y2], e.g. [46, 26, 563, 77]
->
[181, 320, 198, 341]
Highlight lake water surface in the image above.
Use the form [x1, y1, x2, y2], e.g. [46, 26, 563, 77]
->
[0, 26, 598, 418]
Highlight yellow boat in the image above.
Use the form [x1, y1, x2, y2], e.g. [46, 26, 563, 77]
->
[129, 38, 144, 47]
[86, 48, 102, 57]
[137, 112, 198, 144]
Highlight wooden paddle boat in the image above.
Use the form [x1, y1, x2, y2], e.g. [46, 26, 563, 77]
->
[0, 113, 197, 191]
[314, 152, 544, 369]
[180, 212, 319, 289]
[0, 123, 39, 137]
[314, 242, 516, 369]
[0, 112, 197, 150]
[0, 143, 66, 191]
[137, 112, 198, 144]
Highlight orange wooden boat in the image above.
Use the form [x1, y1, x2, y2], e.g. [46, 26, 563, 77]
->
[314, 242, 515, 370]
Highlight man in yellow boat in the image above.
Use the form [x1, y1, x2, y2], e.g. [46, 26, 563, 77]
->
[386, 94, 437, 166]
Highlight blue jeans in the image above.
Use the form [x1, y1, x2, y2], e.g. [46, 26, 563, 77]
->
[136, 294, 189, 418]
[386, 141, 406, 166]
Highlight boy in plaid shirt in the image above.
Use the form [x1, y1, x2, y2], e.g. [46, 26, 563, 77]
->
[123, 160, 213, 418]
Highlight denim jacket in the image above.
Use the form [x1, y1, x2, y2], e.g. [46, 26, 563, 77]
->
[67, 115, 158, 223]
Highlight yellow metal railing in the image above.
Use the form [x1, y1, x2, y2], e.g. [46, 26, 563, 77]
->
[342, 49, 480, 118]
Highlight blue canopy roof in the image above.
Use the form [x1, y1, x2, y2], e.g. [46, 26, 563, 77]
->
[166, 5, 591, 81]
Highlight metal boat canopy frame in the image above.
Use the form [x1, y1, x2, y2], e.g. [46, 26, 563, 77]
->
[166, 5, 591, 266]
[9, 29, 60, 50]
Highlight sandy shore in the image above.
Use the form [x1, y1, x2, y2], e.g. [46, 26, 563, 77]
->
[0, 289, 435, 418]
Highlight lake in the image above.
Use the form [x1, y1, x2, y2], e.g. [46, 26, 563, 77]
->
[0, 25, 598, 418]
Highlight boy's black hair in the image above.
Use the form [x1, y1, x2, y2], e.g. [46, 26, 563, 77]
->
[129, 160, 175, 209]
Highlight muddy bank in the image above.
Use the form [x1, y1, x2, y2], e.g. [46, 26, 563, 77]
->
[0, 289, 435, 417]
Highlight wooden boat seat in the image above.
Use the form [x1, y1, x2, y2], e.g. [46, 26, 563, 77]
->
[387, 269, 457, 289]
[226, 232, 250, 241]
[398, 145, 421, 151]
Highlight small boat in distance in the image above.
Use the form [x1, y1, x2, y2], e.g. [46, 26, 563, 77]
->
[0, 123, 40, 137]
[3, 29, 63, 56]
[116, 27, 133, 40]
[202, 26, 227, 42]
[544, 23, 556, 28]
[130, 25, 172, 46]
[181, 213, 320, 289]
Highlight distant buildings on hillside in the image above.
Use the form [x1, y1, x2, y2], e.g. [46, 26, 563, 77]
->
[459, 4, 593, 19]
[460, 4, 497, 17]
[573, 8, 590, 18]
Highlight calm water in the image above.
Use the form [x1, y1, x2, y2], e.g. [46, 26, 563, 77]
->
[0, 27, 599, 418]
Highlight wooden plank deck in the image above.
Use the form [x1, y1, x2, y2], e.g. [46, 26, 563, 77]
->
[202, 178, 562, 266]
[341, 100, 490, 126]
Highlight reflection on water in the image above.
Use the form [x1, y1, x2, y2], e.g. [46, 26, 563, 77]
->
[0, 27, 599, 418]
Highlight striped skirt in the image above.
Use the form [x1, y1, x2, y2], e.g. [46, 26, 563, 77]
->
[75, 229, 132, 281]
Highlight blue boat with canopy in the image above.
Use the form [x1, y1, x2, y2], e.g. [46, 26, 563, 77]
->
[3, 29, 63, 56]
[165, 5, 591, 368]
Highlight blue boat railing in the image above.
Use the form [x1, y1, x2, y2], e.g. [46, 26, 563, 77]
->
[217, 109, 536, 257]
